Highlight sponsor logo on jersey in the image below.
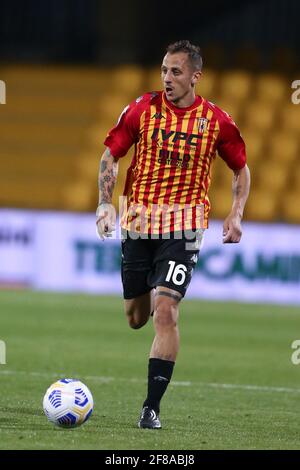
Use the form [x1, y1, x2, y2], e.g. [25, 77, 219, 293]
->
[151, 112, 165, 119]
[151, 128, 202, 147]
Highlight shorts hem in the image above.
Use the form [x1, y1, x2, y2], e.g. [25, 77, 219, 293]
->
[123, 287, 153, 300]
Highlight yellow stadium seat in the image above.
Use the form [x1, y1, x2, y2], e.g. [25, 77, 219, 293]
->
[243, 101, 276, 132]
[239, 129, 265, 165]
[0, 178, 66, 209]
[211, 159, 234, 188]
[255, 160, 290, 193]
[75, 152, 100, 180]
[220, 70, 253, 102]
[1, 66, 109, 96]
[281, 103, 300, 133]
[281, 190, 300, 223]
[289, 166, 300, 190]
[267, 132, 299, 163]
[244, 189, 279, 222]
[0, 153, 78, 181]
[255, 73, 287, 103]
[109, 66, 144, 97]
[208, 187, 233, 219]
[197, 69, 217, 100]
[63, 180, 95, 211]
[88, 123, 110, 147]
[97, 93, 129, 124]
[147, 67, 163, 92]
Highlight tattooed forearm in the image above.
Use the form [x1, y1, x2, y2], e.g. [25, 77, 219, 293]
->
[98, 148, 119, 204]
[100, 159, 107, 173]
[231, 165, 251, 218]
[232, 176, 243, 198]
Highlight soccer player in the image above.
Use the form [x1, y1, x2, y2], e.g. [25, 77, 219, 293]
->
[96, 40, 250, 429]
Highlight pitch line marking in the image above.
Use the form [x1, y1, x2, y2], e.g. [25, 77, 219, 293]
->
[1, 369, 300, 394]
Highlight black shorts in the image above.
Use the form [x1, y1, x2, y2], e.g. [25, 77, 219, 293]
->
[121, 230, 204, 299]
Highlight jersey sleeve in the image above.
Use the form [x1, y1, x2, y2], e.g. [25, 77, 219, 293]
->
[216, 112, 246, 170]
[104, 97, 143, 159]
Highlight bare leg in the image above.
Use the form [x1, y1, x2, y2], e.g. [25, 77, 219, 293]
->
[150, 286, 181, 361]
[124, 290, 154, 329]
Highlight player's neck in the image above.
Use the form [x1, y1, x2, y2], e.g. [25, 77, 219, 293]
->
[170, 91, 196, 109]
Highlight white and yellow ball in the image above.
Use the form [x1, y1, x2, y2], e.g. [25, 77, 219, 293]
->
[43, 379, 93, 428]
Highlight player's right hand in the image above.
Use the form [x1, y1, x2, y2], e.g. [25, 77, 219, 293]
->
[96, 203, 116, 240]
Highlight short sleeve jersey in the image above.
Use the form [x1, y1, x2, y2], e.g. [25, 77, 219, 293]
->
[104, 91, 246, 234]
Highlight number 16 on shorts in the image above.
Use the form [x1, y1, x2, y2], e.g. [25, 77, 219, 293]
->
[165, 261, 187, 286]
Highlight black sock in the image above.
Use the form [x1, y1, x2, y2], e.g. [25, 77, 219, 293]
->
[143, 358, 175, 413]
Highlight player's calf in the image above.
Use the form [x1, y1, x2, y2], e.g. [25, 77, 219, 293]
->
[124, 291, 153, 329]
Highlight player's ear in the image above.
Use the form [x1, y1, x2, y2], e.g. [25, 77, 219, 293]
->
[192, 70, 202, 86]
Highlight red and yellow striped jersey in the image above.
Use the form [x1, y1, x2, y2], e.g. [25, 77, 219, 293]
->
[104, 91, 246, 234]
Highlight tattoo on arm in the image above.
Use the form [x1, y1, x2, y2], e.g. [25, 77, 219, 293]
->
[98, 149, 118, 204]
[232, 173, 243, 198]
[233, 183, 243, 198]
[231, 165, 251, 218]
[100, 160, 107, 173]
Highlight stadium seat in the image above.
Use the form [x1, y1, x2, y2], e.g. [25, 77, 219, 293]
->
[197, 69, 217, 100]
[109, 65, 145, 97]
[290, 166, 300, 189]
[281, 190, 300, 223]
[281, 103, 300, 134]
[268, 132, 299, 164]
[97, 93, 130, 124]
[220, 70, 253, 102]
[0, 65, 106, 211]
[211, 158, 234, 188]
[254, 73, 287, 104]
[147, 67, 163, 92]
[239, 129, 265, 165]
[244, 188, 279, 222]
[62, 180, 96, 211]
[0, 179, 67, 209]
[243, 101, 276, 132]
[208, 187, 233, 219]
[255, 160, 290, 193]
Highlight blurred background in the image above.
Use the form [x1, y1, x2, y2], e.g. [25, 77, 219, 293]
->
[0, 0, 300, 302]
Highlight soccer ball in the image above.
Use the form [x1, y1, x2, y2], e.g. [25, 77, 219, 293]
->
[43, 378, 93, 428]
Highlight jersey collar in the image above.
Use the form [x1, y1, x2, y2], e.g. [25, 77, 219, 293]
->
[162, 92, 202, 113]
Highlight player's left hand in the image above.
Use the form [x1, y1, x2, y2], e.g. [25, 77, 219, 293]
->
[222, 213, 242, 243]
[96, 203, 116, 240]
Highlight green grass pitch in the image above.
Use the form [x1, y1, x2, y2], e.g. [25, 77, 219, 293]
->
[0, 290, 300, 450]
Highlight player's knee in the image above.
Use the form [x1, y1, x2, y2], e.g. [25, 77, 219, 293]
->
[153, 302, 178, 330]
